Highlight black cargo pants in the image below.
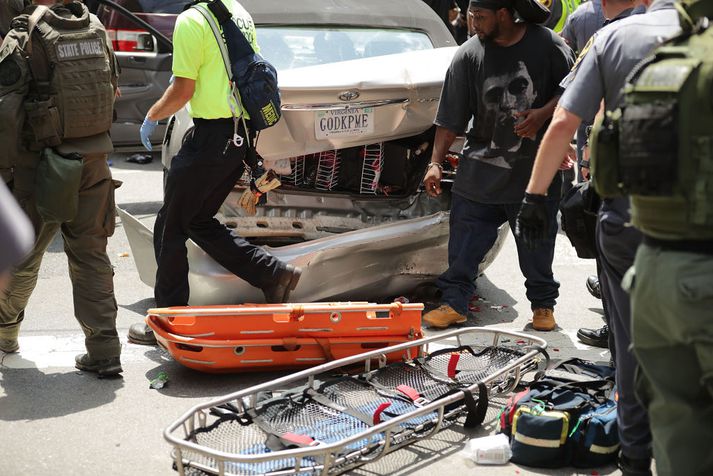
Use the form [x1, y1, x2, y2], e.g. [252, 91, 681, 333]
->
[596, 198, 651, 460]
[153, 118, 283, 307]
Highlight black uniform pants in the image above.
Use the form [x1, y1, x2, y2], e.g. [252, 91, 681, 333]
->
[596, 198, 651, 460]
[153, 118, 282, 307]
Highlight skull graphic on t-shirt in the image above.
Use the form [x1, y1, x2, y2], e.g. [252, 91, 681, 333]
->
[480, 61, 537, 166]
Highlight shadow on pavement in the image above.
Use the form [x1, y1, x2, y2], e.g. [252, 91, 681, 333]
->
[140, 347, 291, 399]
[119, 297, 156, 316]
[115, 200, 163, 217]
[0, 366, 123, 421]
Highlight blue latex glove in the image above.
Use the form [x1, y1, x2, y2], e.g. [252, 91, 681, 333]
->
[140, 116, 158, 151]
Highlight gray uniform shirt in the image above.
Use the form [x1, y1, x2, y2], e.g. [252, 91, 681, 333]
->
[558, 0, 681, 217]
[0, 181, 33, 274]
[560, 0, 605, 54]
[559, 0, 680, 122]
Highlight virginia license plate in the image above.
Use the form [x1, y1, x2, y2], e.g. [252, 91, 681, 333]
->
[315, 107, 374, 140]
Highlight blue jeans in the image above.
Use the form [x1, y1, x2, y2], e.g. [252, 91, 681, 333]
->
[436, 193, 560, 315]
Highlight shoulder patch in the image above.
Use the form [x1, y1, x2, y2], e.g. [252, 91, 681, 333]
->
[0, 58, 21, 86]
[0, 40, 16, 63]
[569, 32, 596, 77]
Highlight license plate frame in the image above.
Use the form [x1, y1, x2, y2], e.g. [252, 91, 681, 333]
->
[315, 107, 374, 140]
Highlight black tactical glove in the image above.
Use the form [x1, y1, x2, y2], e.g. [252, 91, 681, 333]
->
[515, 192, 548, 250]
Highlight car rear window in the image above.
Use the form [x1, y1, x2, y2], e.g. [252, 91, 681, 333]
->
[97, 0, 434, 65]
[258, 27, 434, 70]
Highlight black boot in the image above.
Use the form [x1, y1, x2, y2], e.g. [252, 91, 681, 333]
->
[576, 324, 609, 348]
[262, 264, 302, 303]
[128, 322, 157, 346]
[75, 353, 123, 376]
[586, 275, 602, 299]
[618, 453, 652, 476]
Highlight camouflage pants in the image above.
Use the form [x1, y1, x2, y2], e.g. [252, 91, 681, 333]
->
[629, 243, 713, 476]
[0, 154, 120, 360]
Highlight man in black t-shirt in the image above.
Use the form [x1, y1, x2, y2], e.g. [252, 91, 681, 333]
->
[422, 0, 574, 331]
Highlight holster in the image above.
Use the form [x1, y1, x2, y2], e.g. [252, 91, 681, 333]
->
[35, 147, 83, 223]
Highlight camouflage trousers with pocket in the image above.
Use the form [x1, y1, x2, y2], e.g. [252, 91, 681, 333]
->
[0, 154, 120, 360]
[628, 243, 713, 476]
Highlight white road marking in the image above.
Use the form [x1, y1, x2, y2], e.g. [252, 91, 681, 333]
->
[0, 334, 160, 370]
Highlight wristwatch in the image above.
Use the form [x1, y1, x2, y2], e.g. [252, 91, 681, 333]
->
[427, 162, 443, 171]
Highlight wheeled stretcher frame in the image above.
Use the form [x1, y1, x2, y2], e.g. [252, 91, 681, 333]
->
[164, 327, 548, 476]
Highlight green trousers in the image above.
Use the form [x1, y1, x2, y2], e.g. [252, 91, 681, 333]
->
[630, 243, 713, 476]
[0, 154, 120, 360]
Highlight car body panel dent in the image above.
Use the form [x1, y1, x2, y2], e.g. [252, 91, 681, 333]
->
[117, 208, 509, 305]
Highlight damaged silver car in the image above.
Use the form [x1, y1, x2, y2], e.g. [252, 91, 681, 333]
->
[118, 0, 508, 305]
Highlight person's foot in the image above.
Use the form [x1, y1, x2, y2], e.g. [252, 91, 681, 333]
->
[128, 322, 157, 345]
[0, 338, 19, 353]
[586, 275, 602, 299]
[576, 324, 609, 348]
[422, 304, 467, 329]
[618, 453, 652, 476]
[263, 264, 302, 303]
[75, 354, 123, 376]
[531, 308, 556, 331]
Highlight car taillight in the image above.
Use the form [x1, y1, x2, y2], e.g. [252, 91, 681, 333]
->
[107, 28, 155, 52]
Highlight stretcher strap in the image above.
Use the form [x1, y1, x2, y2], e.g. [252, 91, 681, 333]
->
[373, 402, 392, 425]
[305, 389, 379, 428]
[186, 411, 253, 443]
[315, 337, 335, 361]
[312, 377, 420, 427]
[282, 337, 299, 352]
[281, 432, 315, 446]
[364, 362, 459, 403]
[396, 385, 421, 403]
[461, 383, 489, 428]
[447, 354, 460, 379]
[246, 404, 319, 452]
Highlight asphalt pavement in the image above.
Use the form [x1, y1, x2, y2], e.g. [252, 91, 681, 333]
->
[0, 153, 624, 476]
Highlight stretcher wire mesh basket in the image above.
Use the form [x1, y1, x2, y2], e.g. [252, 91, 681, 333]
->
[166, 327, 547, 476]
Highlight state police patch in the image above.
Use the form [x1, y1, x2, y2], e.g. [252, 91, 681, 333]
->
[0, 58, 21, 86]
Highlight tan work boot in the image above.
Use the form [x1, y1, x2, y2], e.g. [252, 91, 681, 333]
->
[532, 308, 556, 331]
[423, 304, 467, 329]
[0, 338, 19, 353]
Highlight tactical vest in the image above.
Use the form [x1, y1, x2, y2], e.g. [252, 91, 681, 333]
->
[20, 3, 114, 150]
[590, 14, 713, 241]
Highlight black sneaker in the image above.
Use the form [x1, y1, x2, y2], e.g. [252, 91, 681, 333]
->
[263, 264, 302, 303]
[75, 354, 123, 377]
[576, 324, 609, 348]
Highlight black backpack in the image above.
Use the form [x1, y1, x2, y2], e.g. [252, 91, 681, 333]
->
[192, 0, 281, 131]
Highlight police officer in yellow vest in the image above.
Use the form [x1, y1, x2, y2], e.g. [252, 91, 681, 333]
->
[127, 0, 301, 345]
[538, 0, 581, 32]
[0, 0, 122, 376]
